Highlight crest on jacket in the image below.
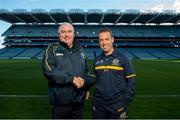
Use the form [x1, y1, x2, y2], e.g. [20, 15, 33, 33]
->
[112, 58, 119, 66]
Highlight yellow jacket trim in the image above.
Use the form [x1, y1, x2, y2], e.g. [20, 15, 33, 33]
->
[125, 74, 136, 78]
[95, 65, 124, 71]
[45, 45, 52, 71]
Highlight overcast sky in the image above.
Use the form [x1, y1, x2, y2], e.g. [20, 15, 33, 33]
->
[0, 0, 180, 48]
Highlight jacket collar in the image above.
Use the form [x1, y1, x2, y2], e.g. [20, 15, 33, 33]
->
[101, 48, 119, 58]
[58, 39, 81, 52]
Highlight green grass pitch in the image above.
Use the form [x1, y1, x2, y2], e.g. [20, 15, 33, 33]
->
[0, 59, 180, 118]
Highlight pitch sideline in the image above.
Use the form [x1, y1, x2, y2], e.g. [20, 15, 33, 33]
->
[0, 94, 180, 98]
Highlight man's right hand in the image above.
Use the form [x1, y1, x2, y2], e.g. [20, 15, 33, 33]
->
[73, 77, 84, 89]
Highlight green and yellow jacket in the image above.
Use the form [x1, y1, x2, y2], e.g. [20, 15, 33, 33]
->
[42, 39, 90, 106]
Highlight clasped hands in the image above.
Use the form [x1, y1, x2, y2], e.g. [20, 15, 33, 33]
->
[73, 76, 84, 89]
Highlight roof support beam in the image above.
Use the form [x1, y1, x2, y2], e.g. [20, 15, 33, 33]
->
[100, 13, 105, 24]
[115, 13, 123, 24]
[174, 15, 180, 24]
[48, 13, 57, 23]
[66, 13, 72, 23]
[176, 18, 180, 24]
[130, 13, 141, 24]
[11, 13, 26, 23]
[85, 13, 87, 24]
[161, 15, 175, 23]
[29, 13, 41, 23]
[145, 13, 160, 23]
[0, 16, 12, 23]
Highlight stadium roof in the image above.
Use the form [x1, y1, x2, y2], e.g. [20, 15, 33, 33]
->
[0, 9, 180, 24]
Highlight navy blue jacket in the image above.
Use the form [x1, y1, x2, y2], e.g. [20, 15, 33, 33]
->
[90, 49, 136, 106]
[42, 40, 89, 106]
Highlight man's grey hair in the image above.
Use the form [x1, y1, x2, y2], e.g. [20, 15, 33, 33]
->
[58, 22, 74, 33]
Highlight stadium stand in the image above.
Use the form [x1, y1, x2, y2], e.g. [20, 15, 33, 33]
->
[128, 48, 156, 59]
[145, 48, 177, 59]
[12, 48, 42, 59]
[0, 9, 180, 59]
[0, 47, 25, 59]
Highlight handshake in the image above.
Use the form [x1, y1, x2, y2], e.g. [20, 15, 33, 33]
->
[73, 76, 84, 89]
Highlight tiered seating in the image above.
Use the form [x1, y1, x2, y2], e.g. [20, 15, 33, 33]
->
[0, 47, 179, 59]
[35, 48, 46, 59]
[13, 48, 42, 59]
[85, 48, 180, 59]
[128, 48, 156, 59]
[3, 25, 180, 38]
[118, 48, 135, 59]
[84, 48, 102, 58]
[0, 47, 8, 54]
[162, 48, 180, 59]
[3, 25, 58, 37]
[0, 48, 25, 59]
[1, 24, 180, 59]
[146, 48, 176, 59]
[85, 48, 136, 59]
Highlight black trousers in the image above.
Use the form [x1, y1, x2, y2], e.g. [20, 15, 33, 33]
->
[51, 102, 84, 119]
[92, 101, 127, 119]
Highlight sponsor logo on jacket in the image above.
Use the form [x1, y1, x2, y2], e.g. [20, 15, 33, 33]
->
[56, 53, 64, 56]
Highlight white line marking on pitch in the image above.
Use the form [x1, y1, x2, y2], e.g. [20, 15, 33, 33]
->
[0, 95, 180, 98]
[137, 95, 180, 97]
[0, 95, 48, 98]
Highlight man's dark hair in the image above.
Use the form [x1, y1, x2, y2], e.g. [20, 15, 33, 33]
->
[99, 27, 113, 38]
